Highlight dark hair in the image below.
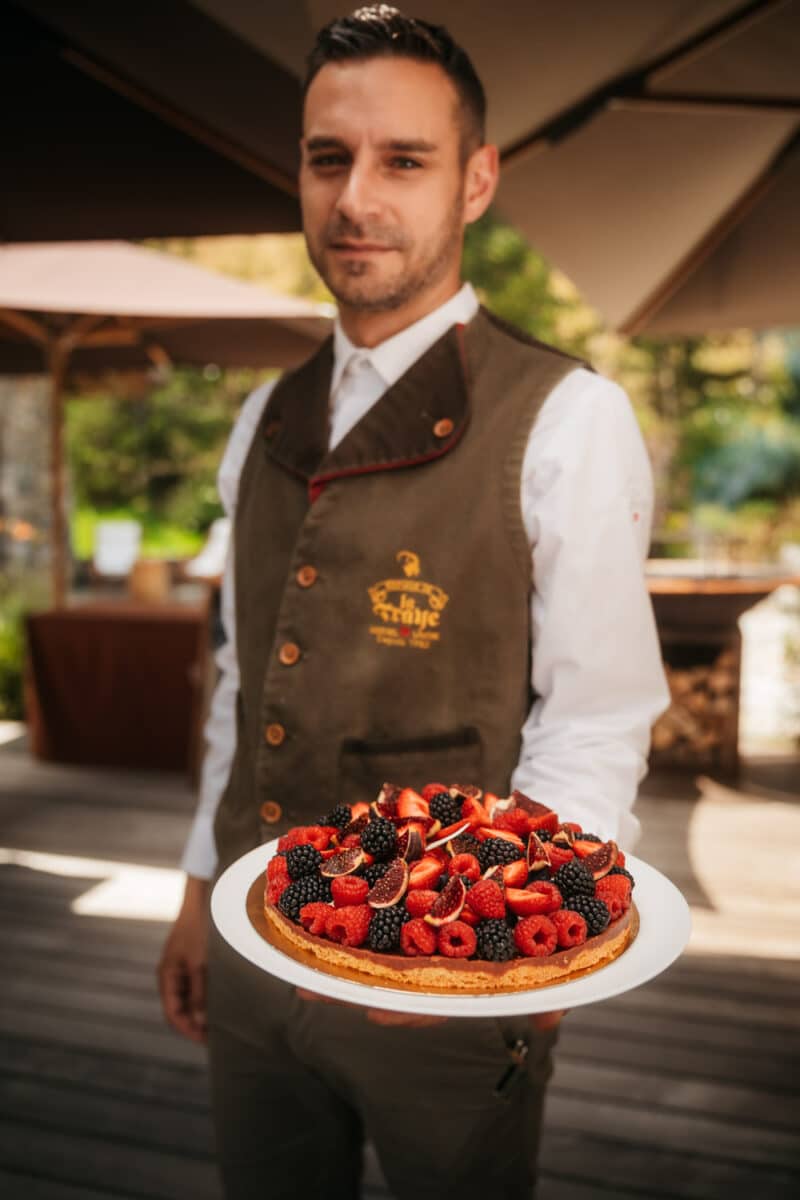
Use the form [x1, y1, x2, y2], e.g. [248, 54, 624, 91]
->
[304, 5, 486, 159]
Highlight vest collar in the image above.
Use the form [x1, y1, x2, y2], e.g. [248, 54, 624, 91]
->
[264, 312, 475, 496]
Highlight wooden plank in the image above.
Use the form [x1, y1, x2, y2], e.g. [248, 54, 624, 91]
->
[0, 1119, 221, 1200]
[552, 1059, 798, 1131]
[539, 1129, 800, 1199]
[0, 1169, 131, 1200]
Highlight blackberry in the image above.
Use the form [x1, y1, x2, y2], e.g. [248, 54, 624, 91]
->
[360, 861, 389, 887]
[451, 833, 482, 857]
[429, 791, 462, 826]
[360, 817, 398, 861]
[323, 804, 352, 831]
[566, 895, 610, 937]
[286, 843, 322, 880]
[475, 919, 516, 962]
[552, 859, 595, 900]
[609, 865, 635, 889]
[578, 832, 602, 844]
[278, 874, 331, 922]
[477, 838, 524, 871]
[368, 904, 409, 952]
[535, 829, 553, 843]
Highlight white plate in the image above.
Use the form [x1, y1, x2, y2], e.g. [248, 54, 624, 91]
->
[211, 842, 691, 1017]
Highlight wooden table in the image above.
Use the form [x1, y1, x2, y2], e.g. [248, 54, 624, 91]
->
[25, 591, 211, 776]
[646, 562, 800, 770]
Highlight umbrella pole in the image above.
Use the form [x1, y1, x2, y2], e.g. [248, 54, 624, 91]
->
[48, 344, 68, 608]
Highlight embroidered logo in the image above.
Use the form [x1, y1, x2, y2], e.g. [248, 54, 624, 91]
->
[368, 551, 449, 651]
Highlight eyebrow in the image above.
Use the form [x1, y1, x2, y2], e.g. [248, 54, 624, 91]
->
[304, 136, 438, 154]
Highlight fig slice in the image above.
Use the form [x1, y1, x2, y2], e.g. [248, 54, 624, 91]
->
[426, 820, 471, 852]
[320, 847, 366, 877]
[367, 858, 409, 908]
[397, 827, 424, 862]
[374, 782, 403, 819]
[341, 812, 370, 839]
[527, 831, 550, 874]
[509, 789, 555, 818]
[583, 841, 618, 880]
[424, 875, 467, 926]
[552, 824, 576, 849]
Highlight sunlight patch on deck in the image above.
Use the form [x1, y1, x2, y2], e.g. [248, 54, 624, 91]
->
[0, 847, 183, 920]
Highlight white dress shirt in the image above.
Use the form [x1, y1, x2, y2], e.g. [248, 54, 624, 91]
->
[181, 284, 669, 879]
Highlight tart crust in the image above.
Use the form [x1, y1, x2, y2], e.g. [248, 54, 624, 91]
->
[258, 883, 638, 995]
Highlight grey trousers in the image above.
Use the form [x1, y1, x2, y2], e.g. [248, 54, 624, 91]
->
[207, 924, 557, 1200]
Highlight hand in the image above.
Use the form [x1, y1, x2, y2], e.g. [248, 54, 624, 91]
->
[157, 876, 210, 1043]
[528, 1009, 567, 1032]
[295, 988, 447, 1028]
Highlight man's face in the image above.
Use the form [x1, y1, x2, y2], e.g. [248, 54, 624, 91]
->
[300, 57, 470, 315]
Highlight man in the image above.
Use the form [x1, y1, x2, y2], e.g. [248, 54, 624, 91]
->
[158, 7, 669, 1199]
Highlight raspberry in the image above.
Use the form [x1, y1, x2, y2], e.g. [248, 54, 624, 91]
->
[551, 909, 588, 948]
[521, 881, 563, 914]
[437, 920, 477, 958]
[400, 918, 437, 956]
[514, 915, 558, 957]
[405, 889, 439, 918]
[448, 853, 481, 881]
[267, 854, 290, 885]
[266, 876, 289, 905]
[299, 902, 332, 935]
[324, 904, 371, 947]
[609, 865, 634, 888]
[466, 879, 506, 920]
[331, 875, 370, 908]
[547, 844, 575, 872]
[596, 875, 631, 920]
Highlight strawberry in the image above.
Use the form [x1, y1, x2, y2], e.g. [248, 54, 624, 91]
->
[299, 902, 333, 935]
[405, 888, 439, 918]
[324, 904, 371, 947]
[397, 788, 429, 819]
[421, 782, 448, 802]
[514, 914, 558, 957]
[400, 918, 437, 956]
[476, 827, 526, 848]
[437, 819, 473, 844]
[501, 859, 528, 887]
[466, 878, 506, 920]
[482, 792, 504, 818]
[437, 920, 477, 958]
[458, 904, 480, 926]
[617, 850, 626, 868]
[546, 844, 574, 872]
[461, 795, 491, 827]
[448, 853, 481, 881]
[506, 881, 562, 916]
[551, 909, 588, 948]
[330, 875, 370, 908]
[573, 838, 601, 859]
[527, 810, 559, 837]
[350, 802, 371, 820]
[408, 856, 444, 890]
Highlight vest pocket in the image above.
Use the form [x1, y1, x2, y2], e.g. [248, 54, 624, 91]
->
[337, 726, 484, 807]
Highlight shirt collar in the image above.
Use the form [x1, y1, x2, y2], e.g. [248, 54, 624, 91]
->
[330, 282, 479, 396]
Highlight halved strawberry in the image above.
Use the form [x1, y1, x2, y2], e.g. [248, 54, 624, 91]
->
[397, 788, 429, 819]
[437, 819, 473, 845]
[502, 859, 528, 887]
[461, 794, 491, 827]
[482, 791, 505, 818]
[547, 844, 574, 871]
[506, 886, 559, 917]
[408, 856, 444, 889]
[573, 838, 601, 860]
[527, 810, 559, 836]
[351, 802, 371, 820]
[476, 827, 526, 849]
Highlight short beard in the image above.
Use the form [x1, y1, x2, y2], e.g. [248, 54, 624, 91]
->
[308, 195, 464, 314]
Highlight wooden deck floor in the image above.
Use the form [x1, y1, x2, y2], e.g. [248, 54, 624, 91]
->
[1, 733, 798, 1199]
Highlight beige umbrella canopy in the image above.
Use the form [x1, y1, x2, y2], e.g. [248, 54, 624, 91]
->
[10, 0, 800, 332]
[0, 240, 332, 604]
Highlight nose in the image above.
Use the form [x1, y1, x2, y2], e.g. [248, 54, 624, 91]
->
[335, 159, 382, 226]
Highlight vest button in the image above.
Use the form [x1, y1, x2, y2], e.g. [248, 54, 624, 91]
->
[296, 565, 317, 588]
[260, 800, 282, 824]
[264, 722, 286, 746]
[433, 417, 454, 438]
[278, 642, 301, 666]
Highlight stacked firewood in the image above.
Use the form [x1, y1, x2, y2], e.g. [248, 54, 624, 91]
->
[651, 648, 739, 763]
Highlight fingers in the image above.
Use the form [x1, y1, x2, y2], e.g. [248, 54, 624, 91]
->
[295, 987, 346, 1006]
[157, 953, 208, 1044]
[529, 1009, 567, 1032]
[366, 1009, 448, 1028]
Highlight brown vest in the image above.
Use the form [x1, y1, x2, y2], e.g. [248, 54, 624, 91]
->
[213, 307, 587, 871]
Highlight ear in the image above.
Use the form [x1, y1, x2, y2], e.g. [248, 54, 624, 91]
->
[463, 143, 499, 224]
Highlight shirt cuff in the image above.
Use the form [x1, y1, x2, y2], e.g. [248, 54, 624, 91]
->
[179, 810, 218, 880]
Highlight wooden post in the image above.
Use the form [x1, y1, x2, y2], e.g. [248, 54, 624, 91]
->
[48, 345, 68, 607]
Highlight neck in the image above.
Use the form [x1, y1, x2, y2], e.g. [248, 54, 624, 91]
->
[338, 274, 462, 349]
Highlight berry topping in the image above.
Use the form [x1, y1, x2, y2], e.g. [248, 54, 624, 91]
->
[566, 895, 610, 937]
[514, 915, 558, 957]
[475, 918, 516, 962]
[492, 808, 533, 836]
[501, 859, 529, 888]
[360, 860, 389, 887]
[448, 853, 481, 881]
[341, 812, 371, 840]
[367, 859, 410, 908]
[330, 875, 370, 908]
[400, 918, 437, 956]
[396, 826, 424, 862]
[546, 844, 575, 871]
[424, 875, 467, 926]
[360, 816, 399, 861]
[506, 881, 563, 916]
[437, 920, 477, 958]
[278, 874, 332, 922]
[608, 865, 635, 889]
[428, 791, 463, 826]
[408, 856, 445, 890]
[368, 904, 409, 952]
[325, 904, 372, 947]
[552, 858, 595, 900]
[322, 804, 352, 830]
[265, 855, 291, 904]
[405, 889, 440, 918]
[595, 874, 632, 920]
[396, 788, 429, 819]
[320, 847, 367, 877]
[299, 902, 332, 935]
[477, 837, 524, 871]
[551, 909, 588, 948]
[466, 878, 506, 920]
[286, 843, 323, 880]
[582, 841, 619, 881]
